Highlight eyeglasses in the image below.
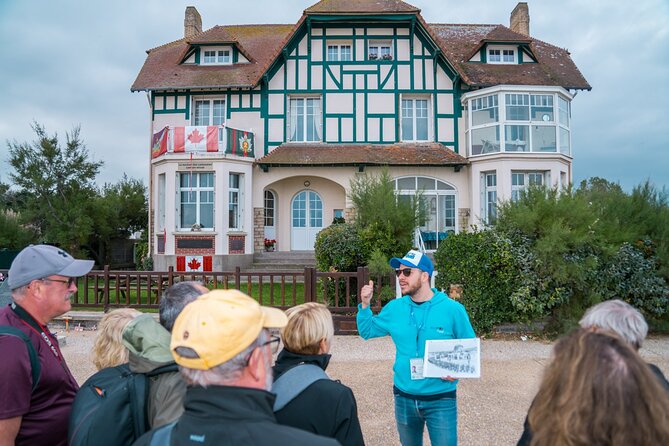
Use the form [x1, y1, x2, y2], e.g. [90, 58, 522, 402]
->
[261, 335, 281, 354]
[395, 268, 414, 277]
[41, 277, 76, 287]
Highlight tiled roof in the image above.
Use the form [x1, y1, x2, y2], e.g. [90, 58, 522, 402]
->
[305, 0, 420, 15]
[430, 24, 591, 90]
[133, 8, 589, 92]
[255, 143, 468, 167]
[131, 24, 294, 91]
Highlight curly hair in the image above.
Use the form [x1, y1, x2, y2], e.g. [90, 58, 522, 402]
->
[91, 308, 141, 370]
[528, 328, 669, 446]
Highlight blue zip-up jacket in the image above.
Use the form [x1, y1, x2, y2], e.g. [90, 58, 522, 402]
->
[357, 289, 475, 396]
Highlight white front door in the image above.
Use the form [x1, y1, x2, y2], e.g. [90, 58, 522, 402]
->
[291, 190, 323, 250]
[264, 190, 276, 241]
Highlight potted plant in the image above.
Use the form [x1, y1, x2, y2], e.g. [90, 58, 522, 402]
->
[264, 238, 277, 251]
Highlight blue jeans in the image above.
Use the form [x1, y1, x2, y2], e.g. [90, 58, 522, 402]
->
[394, 393, 457, 446]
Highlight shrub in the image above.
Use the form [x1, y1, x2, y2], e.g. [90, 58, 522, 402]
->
[434, 230, 520, 333]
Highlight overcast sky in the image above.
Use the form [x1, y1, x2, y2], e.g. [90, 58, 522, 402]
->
[1, 0, 667, 192]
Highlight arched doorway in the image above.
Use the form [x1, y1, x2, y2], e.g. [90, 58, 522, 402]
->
[291, 190, 323, 250]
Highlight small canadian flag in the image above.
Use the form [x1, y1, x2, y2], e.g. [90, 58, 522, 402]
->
[176, 256, 213, 272]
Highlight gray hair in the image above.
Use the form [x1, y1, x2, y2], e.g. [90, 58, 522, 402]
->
[178, 330, 269, 387]
[11, 284, 29, 302]
[579, 299, 648, 349]
[159, 281, 206, 332]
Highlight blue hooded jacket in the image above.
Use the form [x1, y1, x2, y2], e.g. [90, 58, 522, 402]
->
[357, 289, 475, 396]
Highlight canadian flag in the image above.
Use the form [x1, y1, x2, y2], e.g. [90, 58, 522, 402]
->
[176, 256, 213, 272]
[173, 126, 219, 153]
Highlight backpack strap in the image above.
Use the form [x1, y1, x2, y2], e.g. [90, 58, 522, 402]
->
[271, 364, 329, 412]
[149, 421, 175, 446]
[0, 326, 41, 392]
[146, 362, 179, 377]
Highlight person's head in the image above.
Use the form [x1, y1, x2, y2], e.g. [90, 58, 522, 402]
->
[282, 302, 334, 355]
[92, 308, 141, 370]
[170, 289, 287, 391]
[389, 250, 433, 296]
[528, 328, 669, 445]
[8, 244, 94, 323]
[159, 281, 208, 332]
[579, 299, 648, 350]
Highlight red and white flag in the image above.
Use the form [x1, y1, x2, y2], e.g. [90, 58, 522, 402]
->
[176, 255, 213, 272]
[173, 126, 219, 153]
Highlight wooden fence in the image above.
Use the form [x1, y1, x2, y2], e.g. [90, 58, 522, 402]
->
[0, 266, 397, 334]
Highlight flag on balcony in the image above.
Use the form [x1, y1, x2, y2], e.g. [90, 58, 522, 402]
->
[226, 127, 254, 157]
[176, 255, 212, 272]
[151, 126, 168, 158]
[173, 126, 219, 153]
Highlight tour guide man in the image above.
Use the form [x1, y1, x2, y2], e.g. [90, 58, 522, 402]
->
[357, 250, 475, 446]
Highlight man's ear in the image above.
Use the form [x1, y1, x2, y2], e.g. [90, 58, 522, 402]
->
[247, 347, 264, 382]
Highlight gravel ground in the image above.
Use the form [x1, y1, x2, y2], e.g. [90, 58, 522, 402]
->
[57, 326, 669, 446]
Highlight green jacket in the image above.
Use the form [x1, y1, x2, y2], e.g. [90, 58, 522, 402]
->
[122, 314, 186, 428]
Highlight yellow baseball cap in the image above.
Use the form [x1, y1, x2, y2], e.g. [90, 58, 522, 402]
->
[170, 289, 287, 370]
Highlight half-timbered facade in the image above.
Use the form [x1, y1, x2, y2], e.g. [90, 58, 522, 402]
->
[132, 1, 590, 271]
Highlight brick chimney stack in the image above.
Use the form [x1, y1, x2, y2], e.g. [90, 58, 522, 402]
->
[510, 2, 530, 36]
[184, 6, 202, 39]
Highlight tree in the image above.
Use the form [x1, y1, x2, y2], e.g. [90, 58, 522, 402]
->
[8, 122, 103, 254]
[86, 175, 148, 266]
[349, 168, 426, 259]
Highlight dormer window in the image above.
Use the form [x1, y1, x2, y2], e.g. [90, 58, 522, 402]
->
[202, 48, 232, 65]
[487, 46, 516, 64]
[368, 41, 392, 61]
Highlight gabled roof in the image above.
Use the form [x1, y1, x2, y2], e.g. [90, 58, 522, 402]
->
[133, 4, 589, 92]
[255, 143, 468, 167]
[430, 24, 591, 90]
[131, 24, 294, 91]
[305, 0, 420, 15]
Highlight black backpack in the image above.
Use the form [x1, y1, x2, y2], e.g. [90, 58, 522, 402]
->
[68, 362, 178, 446]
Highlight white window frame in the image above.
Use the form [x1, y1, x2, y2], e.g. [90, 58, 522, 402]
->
[465, 87, 573, 157]
[368, 41, 392, 61]
[177, 172, 214, 231]
[201, 47, 232, 65]
[288, 96, 322, 142]
[394, 176, 457, 251]
[487, 45, 517, 64]
[229, 173, 243, 231]
[511, 171, 547, 201]
[264, 190, 275, 227]
[192, 97, 226, 145]
[326, 42, 352, 61]
[401, 96, 431, 142]
[481, 172, 497, 224]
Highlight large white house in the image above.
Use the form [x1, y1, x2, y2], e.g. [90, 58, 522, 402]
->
[132, 0, 590, 272]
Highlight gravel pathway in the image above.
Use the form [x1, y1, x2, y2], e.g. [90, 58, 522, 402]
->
[58, 327, 669, 445]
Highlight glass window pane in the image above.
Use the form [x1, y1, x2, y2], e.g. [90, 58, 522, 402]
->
[531, 126, 557, 152]
[200, 204, 213, 228]
[558, 96, 570, 126]
[397, 177, 415, 190]
[505, 94, 529, 121]
[213, 100, 225, 125]
[472, 95, 498, 125]
[504, 125, 529, 152]
[436, 180, 454, 191]
[194, 101, 210, 126]
[417, 177, 435, 190]
[471, 126, 500, 155]
[560, 127, 570, 155]
[341, 45, 351, 61]
[531, 94, 554, 121]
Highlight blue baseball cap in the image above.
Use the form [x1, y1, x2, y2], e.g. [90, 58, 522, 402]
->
[389, 250, 434, 277]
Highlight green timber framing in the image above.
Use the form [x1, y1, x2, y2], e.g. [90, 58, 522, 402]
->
[150, 13, 468, 157]
[262, 14, 463, 156]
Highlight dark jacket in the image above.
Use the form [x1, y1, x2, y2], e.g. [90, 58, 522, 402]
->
[122, 314, 186, 428]
[272, 349, 365, 446]
[133, 385, 340, 446]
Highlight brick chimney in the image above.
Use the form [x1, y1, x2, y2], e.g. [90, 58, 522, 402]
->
[510, 2, 530, 36]
[184, 6, 202, 39]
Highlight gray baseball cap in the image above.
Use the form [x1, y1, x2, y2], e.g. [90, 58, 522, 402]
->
[8, 244, 94, 290]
